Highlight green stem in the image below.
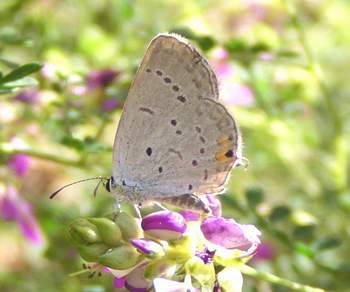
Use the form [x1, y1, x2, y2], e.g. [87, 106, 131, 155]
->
[0, 143, 83, 167]
[282, 0, 342, 133]
[240, 265, 326, 292]
[69, 269, 90, 277]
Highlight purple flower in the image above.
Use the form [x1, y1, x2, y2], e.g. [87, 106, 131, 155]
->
[141, 211, 187, 241]
[259, 52, 275, 61]
[87, 69, 119, 89]
[180, 195, 221, 221]
[130, 238, 164, 256]
[101, 97, 120, 112]
[200, 216, 261, 251]
[221, 83, 255, 107]
[125, 264, 150, 291]
[14, 89, 40, 104]
[195, 247, 216, 264]
[0, 186, 42, 245]
[179, 210, 200, 222]
[210, 48, 232, 79]
[202, 195, 222, 217]
[8, 154, 31, 177]
[252, 243, 275, 262]
[113, 276, 125, 288]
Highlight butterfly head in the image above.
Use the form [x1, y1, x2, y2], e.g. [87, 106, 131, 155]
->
[105, 176, 115, 192]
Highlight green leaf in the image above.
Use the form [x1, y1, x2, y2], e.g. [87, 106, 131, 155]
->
[0, 77, 38, 89]
[196, 36, 216, 51]
[61, 136, 85, 151]
[269, 206, 291, 222]
[245, 187, 264, 208]
[293, 225, 316, 240]
[224, 39, 248, 54]
[251, 42, 271, 53]
[315, 237, 342, 250]
[273, 230, 291, 245]
[0, 63, 42, 84]
[294, 243, 315, 258]
[276, 50, 299, 58]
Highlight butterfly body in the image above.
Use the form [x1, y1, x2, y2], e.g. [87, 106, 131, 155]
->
[110, 33, 242, 207]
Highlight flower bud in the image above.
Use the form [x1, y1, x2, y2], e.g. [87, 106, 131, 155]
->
[69, 218, 101, 245]
[141, 211, 186, 241]
[77, 243, 109, 262]
[87, 69, 119, 89]
[125, 264, 150, 291]
[179, 210, 200, 222]
[130, 238, 165, 258]
[114, 211, 143, 241]
[87, 218, 122, 247]
[98, 245, 142, 270]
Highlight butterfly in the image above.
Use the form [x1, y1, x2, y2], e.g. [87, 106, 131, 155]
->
[104, 33, 242, 212]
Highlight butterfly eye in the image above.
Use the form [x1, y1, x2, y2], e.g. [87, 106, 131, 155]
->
[105, 176, 114, 192]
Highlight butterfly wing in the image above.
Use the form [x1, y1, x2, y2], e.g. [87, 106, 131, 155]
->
[112, 33, 241, 197]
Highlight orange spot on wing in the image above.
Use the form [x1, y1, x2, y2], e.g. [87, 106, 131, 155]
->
[217, 135, 234, 148]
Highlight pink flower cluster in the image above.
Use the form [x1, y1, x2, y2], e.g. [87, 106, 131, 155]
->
[106, 195, 261, 291]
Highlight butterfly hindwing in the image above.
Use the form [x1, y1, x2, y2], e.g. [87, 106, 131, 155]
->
[112, 33, 241, 198]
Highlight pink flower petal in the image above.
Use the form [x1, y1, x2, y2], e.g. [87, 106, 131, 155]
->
[200, 216, 261, 251]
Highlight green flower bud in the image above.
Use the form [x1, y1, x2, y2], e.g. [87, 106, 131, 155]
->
[166, 236, 195, 263]
[77, 243, 110, 262]
[69, 218, 101, 245]
[98, 245, 142, 270]
[114, 211, 143, 241]
[87, 218, 122, 247]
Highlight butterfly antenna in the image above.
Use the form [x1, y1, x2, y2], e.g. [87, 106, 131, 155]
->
[50, 176, 108, 199]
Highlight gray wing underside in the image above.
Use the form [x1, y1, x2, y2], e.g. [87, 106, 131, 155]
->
[112, 33, 241, 197]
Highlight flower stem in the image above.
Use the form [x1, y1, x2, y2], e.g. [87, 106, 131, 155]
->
[69, 269, 91, 277]
[0, 143, 83, 167]
[240, 265, 326, 292]
[282, 0, 341, 133]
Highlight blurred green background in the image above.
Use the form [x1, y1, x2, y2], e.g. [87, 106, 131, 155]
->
[0, 0, 349, 291]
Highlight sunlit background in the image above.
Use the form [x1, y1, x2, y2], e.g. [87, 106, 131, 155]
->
[0, 0, 349, 291]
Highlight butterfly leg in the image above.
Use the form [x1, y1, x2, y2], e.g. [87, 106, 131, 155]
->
[158, 194, 210, 213]
[154, 202, 168, 210]
[132, 204, 142, 218]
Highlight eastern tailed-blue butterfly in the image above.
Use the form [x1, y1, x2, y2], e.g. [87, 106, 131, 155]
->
[51, 33, 242, 212]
